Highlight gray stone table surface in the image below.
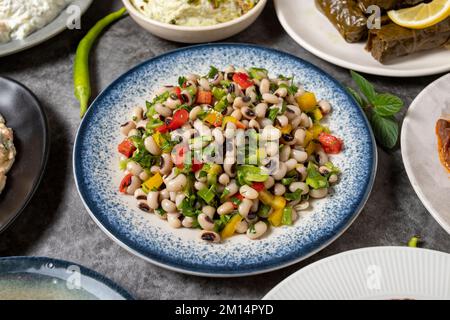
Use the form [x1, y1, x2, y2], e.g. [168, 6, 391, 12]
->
[1, 0, 449, 300]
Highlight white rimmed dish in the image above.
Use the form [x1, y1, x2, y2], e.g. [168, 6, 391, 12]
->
[73, 44, 377, 277]
[401, 73, 450, 234]
[0, 0, 93, 58]
[122, 0, 267, 43]
[264, 247, 450, 300]
[274, 0, 450, 77]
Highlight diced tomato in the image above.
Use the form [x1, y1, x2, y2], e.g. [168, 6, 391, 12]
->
[232, 73, 253, 89]
[174, 87, 182, 100]
[118, 139, 136, 158]
[173, 145, 188, 168]
[168, 109, 189, 130]
[251, 182, 265, 192]
[318, 133, 343, 154]
[235, 120, 247, 129]
[196, 90, 213, 105]
[231, 194, 244, 209]
[119, 174, 133, 193]
[157, 109, 189, 133]
[191, 160, 204, 172]
[156, 124, 169, 133]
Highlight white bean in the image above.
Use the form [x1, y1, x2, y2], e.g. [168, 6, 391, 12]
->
[264, 176, 275, 189]
[182, 216, 195, 228]
[294, 128, 306, 146]
[238, 199, 253, 218]
[318, 100, 331, 114]
[272, 162, 287, 180]
[235, 220, 248, 234]
[202, 206, 216, 219]
[246, 221, 267, 240]
[120, 121, 136, 136]
[200, 231, 221, 243]
[126, 161, 143, 176]
[280, 145, 291, 162]
[175, 193, 186, 208]
[274, 183, 286, 196]
[289, 182, 309, 195]
[161, 199, 176, 213]
[266, 141, 279, 157]
[329, 174, 338, 184]
[155, 103, 172, 117]
[261, 125, 281, 141]
[132, 107, 144, 122]
[167, 213, 182, 228]
[239, 185, 258, 200]
[217, 202, 234, 215]
[285, 159, 298, 172]
[218, 173, 230, 186]
[262, 93, 280, 105]
[189, 106, 203, 121]
[144, 136, 162, 155]
[255, 103, 268, 118]
[165, 174, 187, 192]
[198, 213, 215, 231]
[126, 176, 141, 195]
[310, 188, 328, 199]
[292, 149, 308, 163]
[259, 79, 270, 94]
[195, 181, 207, 191]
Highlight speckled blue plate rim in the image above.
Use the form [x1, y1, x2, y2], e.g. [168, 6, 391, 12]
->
[0, 256, 134, 300]
[73, 43, 377, 277]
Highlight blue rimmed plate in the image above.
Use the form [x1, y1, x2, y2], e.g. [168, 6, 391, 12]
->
[74, 44, 377, 277]
[0, 257, 133, 300]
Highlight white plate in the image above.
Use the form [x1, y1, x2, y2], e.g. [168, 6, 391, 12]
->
[264, 247, 450, 300]
[401, 74, 450, 234]
[274, 0, 450, 77]
[0, 0, 92, 58]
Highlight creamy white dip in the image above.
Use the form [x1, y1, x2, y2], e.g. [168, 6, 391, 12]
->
[132, 0, 258, 26]
[0, 115, 16, 193]
[0, 0, 69, 43]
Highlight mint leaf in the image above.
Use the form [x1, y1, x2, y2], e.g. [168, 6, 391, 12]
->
[347, 87, 365, 108]
[370, 112, 399, 149]
[372, 93, 404, 117]
[350, 70, 376, 103]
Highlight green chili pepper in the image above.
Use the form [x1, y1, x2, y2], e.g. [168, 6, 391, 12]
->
[74, 8, 127, 118]
[408, 236, 421, 248]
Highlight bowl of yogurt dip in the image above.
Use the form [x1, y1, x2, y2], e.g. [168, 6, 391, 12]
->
[122, 0, 267, 43]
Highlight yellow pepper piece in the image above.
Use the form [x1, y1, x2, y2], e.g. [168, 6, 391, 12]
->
[311, 123, 324, 139]
[279, 124, 293, 135]
[222, 116, 237, 129]
[142, 172, 163, 193]
[312, 108, 323, 121]
[306, 141, 319, 156]
[272, 196, 286, 210]
[296, 92, 318, 112]
[152, 131, 163, 147]
[204, 111, 223, 127]
[259, 190, 274, 206]
[303, 129, 314, 147]
[268, 208, 284, 227]
[221, 214, 243, 239]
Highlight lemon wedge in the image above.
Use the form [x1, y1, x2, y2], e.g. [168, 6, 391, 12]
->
[387, 0, 450, 29]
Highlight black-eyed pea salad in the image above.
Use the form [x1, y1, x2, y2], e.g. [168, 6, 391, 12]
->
[117, 66, 343, 243]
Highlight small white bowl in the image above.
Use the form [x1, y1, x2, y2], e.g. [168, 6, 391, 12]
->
[122, 0, 267, 43]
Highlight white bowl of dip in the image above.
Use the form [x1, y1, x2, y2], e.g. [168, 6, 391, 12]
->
[122, 0, 267, 43]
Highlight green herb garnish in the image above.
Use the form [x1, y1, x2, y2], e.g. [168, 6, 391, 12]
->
[349, 70, 404, 149]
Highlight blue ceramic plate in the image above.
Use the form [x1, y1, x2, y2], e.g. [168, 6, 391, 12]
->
[0, 257, 132, 300]
[74, 44, 377, 277]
